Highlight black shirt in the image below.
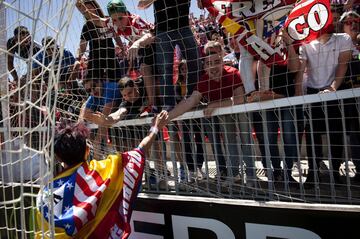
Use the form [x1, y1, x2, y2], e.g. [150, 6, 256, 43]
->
[269, 64, 296, 97]
[119, 78, 146, 120]
[154, 0, 190, 32]
[340, 54, 360, 90]
[80, 21, 120, 80]
[7, 37, 41, 59]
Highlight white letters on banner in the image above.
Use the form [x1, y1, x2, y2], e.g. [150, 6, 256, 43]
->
[287, 3, 330, 41]
[212, 0, 282, 19]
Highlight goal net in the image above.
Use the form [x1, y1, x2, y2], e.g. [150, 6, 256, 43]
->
[0, 0, 76, 238]
[1, 0, 360, 238]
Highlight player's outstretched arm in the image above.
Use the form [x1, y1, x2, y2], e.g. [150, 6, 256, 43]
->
[138, 110, 168, 154]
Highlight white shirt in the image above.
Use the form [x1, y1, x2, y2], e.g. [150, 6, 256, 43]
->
[299, 33, 352, 89]
[0, 139, 48, 183]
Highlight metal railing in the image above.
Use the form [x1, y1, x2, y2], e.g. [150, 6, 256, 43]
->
[103, 88, 360, 205]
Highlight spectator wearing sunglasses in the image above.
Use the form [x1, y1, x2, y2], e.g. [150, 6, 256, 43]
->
[7, 26, 41, 82]
[339, 10, 360, 183]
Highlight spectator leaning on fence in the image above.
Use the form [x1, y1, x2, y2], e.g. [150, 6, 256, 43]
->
[339, 10, 360, 183]
[295, 17, 353, 186]
[168, 41, 256, 186]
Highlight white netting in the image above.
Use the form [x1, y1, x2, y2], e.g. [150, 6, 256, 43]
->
[1, 0, 360, 237]
[0, 1, 76, 237]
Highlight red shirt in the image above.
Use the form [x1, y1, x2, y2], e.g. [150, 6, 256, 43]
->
[196, 65, 242, 102]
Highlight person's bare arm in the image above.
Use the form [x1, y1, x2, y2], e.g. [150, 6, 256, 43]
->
[107, 107, 128, 123]
[77, 39, 87, 59]
[197, 0, 204, 9]
[138, 110, 168, 154]
[168, 90, 203, 120]
[287, 44, 300, 72]
[204, 85, 245, 117]
[330, 50, 352, 91]
[66, 62, 80, 85]
[83, 108, 107, 125]
[295, 59, 306, 96]
[282, 30, 300, 72]
[82, 108, 117, 126]
[128, 32, 155, 62]
[7, 54, 18, 81]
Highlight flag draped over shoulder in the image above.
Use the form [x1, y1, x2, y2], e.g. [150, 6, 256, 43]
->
[285, 0, 333, 43]
[36, 148, 145, 239]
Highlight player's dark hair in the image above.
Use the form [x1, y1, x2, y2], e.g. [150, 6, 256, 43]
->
[54, 121, 90, 167]
[14, 26, 29, 36]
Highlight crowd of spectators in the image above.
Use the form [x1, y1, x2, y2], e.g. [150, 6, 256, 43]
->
[3, 0, 360, 193]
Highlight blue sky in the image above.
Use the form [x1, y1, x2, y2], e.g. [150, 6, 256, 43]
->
[5, 0, 205, 55]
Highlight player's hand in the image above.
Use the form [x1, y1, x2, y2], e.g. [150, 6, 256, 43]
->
[153, 110, 168, 130]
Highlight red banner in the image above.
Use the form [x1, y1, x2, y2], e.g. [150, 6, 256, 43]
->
[206, 0, 286, 19]
[285, 0, 333, 43]
[202, 0, 296, 65]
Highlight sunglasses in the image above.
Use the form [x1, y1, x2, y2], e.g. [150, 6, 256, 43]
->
[112, 16, 125, 22]
[19, 31, 29, 36]
[344, 18, 360, 25]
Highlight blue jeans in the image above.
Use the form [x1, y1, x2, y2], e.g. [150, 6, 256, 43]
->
[202, 117, 226, 175]
[202, 115, 255, 178]
[253, 107, 302, 177]
[156, 27, 200, 110]
[182, 119, 204, 172]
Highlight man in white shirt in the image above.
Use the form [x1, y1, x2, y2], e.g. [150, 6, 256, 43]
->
[296, 32, 352, 186]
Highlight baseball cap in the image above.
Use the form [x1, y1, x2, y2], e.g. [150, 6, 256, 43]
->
[107, 0, 128, 16]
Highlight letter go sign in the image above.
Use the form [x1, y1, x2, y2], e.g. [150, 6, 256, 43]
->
[286, 2, 331, 41]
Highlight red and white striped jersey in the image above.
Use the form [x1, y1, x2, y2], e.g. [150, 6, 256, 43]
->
[106, 14, 153, 43]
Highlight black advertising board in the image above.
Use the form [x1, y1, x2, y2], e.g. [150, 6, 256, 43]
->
[129, 195, 360, 239]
